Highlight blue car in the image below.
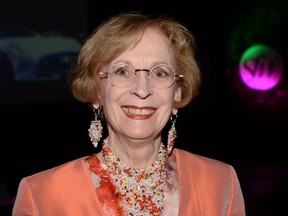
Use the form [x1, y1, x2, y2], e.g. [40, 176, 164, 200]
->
[0, 25, 81, 83]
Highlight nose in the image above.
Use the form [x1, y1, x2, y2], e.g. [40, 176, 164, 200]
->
[130, 70, 153, 98]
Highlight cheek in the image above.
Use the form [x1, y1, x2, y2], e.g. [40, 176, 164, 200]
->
[99, 79, 111, 101]
[159, 91, 176, 111]
[100, 86, 114, 119]
[100, 83, 125, 107]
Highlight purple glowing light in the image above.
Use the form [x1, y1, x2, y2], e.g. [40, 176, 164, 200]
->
[239, 44, 284, 91]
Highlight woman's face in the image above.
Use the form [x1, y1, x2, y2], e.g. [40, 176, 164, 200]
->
[96, 27, 181, 141]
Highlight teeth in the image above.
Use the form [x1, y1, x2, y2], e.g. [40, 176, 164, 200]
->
[122, 107, 155, 115]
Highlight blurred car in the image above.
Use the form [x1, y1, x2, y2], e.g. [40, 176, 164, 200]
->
[0, 24, 81, 82]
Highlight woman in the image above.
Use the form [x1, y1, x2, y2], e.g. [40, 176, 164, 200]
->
[12, 12, 246, 215]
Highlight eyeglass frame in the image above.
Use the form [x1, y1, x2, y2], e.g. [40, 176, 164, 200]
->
[98, 62, 184, 89]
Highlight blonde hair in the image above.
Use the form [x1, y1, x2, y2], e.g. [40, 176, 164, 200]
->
[69, 12, 201, 109]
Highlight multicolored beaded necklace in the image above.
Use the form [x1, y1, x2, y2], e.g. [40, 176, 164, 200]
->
[102, 138, 168, 216]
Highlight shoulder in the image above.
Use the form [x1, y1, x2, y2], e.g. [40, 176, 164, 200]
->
[173, 149, 245, 215]
[173, 148, 236, 176]
[174, 148, 227, 165]
[14, 155, 97, 213]
[23, 156, 89, 186]
[173, 148, 242, 192]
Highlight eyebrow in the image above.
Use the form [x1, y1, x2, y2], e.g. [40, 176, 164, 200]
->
[110, 60, 172, 69]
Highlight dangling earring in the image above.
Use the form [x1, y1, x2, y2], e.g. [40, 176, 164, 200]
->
[167, 114, 178, 155]
[88, 107, 103, 148]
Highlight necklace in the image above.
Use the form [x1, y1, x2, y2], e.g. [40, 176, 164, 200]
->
[102, 138, 168, 216]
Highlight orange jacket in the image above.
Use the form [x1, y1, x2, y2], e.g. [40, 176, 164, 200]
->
[12, 149, 246, 215]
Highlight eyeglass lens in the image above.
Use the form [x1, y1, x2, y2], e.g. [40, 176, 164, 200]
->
[109, 63, 175, 88]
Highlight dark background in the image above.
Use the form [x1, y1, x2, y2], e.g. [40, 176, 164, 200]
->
[1, 0, 288, 215]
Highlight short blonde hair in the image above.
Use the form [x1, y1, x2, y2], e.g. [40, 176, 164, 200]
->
[69, 12, 201, 109]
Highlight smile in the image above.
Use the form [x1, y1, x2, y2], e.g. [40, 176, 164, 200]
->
[122, 107, 156, 116]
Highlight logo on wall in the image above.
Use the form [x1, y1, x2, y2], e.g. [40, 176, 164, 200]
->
[239, 44, 284, 91]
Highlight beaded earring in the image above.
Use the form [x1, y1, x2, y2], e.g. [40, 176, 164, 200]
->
[167, 114, 178, 155]
[88, 107, 103, 148]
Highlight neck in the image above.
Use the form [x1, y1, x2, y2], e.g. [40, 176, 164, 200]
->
[101, 137, 168, 215]
[105, 136, 162, 169]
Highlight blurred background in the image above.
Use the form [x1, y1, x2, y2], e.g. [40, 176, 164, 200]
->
[1, 0, 288, 215]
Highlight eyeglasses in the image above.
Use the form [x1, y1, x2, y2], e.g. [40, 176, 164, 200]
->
[99, 62, 183, 89]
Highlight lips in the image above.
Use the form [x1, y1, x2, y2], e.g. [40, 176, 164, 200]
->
[122, 106, 156, 117]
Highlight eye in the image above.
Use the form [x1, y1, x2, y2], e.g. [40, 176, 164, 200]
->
[112, 64, 134, 78]
[150, 66, 172, 79]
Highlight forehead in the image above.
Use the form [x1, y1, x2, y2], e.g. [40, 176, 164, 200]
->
[114, 27, 174, 66]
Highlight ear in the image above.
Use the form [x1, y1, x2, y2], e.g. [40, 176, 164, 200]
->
[173, 86, 181, 115]
[92, 90, 103, 109]
[92, 103, 100, 109]
[172, 108, 178, 115]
